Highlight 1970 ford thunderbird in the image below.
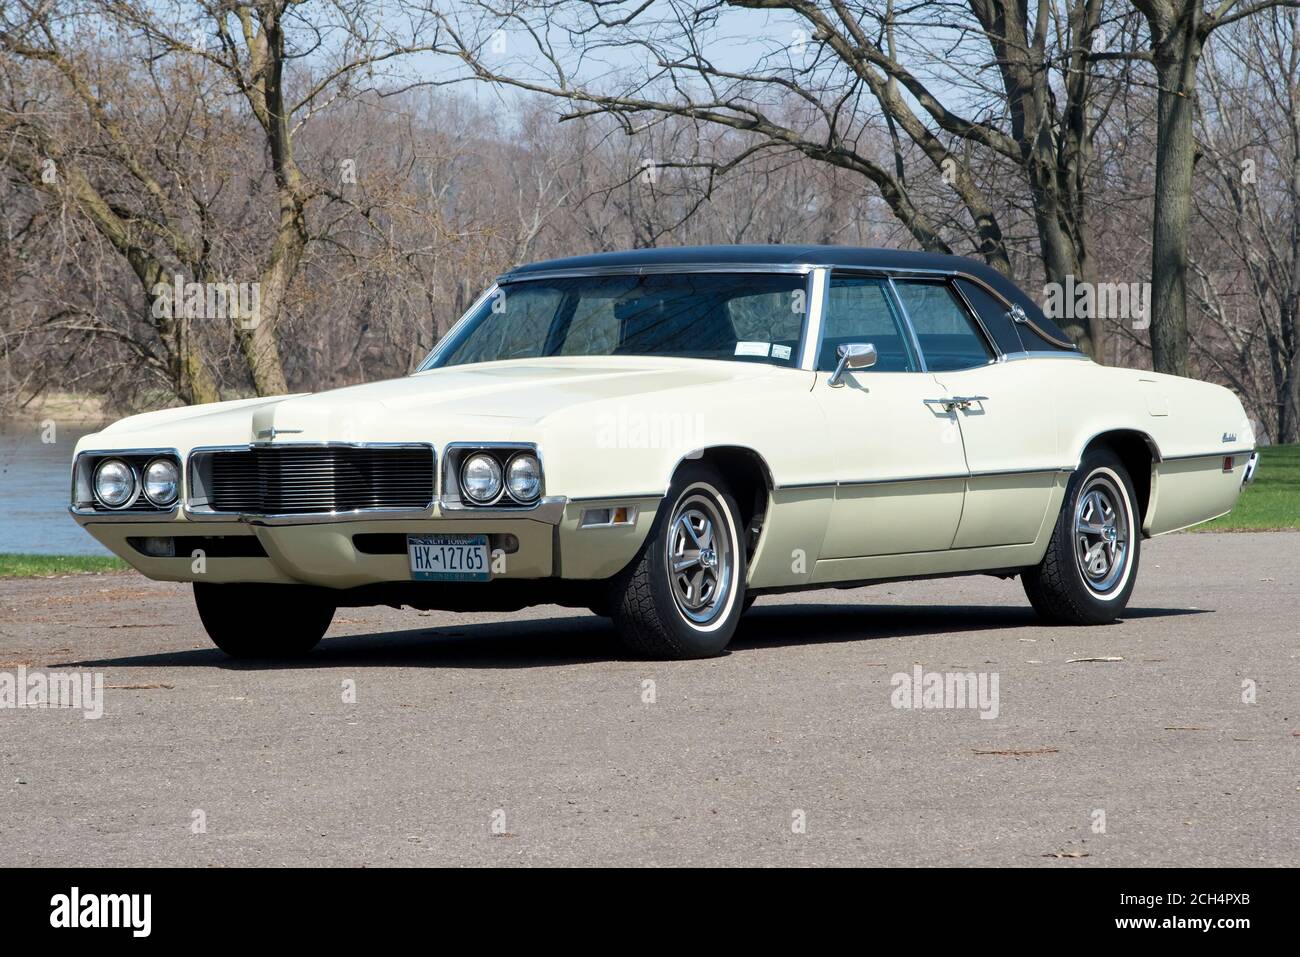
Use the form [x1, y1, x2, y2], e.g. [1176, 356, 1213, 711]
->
[70, 246, 1258, 659]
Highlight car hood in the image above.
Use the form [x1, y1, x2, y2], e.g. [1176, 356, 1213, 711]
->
[84, 357, 802, 450]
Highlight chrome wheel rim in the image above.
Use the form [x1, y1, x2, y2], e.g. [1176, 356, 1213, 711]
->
[1074, 473, 1130, 596]
[665, 491, 733, 625]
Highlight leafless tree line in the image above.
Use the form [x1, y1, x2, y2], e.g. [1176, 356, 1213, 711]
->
[0, 1, 1297, 442]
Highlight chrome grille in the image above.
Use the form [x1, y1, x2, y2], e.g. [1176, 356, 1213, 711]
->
[207, 446, 434, 514]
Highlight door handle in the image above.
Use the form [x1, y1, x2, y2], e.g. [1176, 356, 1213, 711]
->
[924, 396, 988, 412]
[924, 397, 958, 411]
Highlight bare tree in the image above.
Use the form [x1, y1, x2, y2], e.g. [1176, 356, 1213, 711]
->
[1125, 0, 1300, 376]
[2, 0, 450, 397]
[424, 0, 1154, 355]
[1193, 7, 1300, 440]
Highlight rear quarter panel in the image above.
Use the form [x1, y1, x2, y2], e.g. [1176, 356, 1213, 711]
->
[1041, 361, 1254, 535]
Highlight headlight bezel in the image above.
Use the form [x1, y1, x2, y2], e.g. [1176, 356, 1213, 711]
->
[73, 448, 183, 516]
[445, 443, 545, 509]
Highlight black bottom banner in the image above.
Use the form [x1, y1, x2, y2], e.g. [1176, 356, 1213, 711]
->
[0, 866, 1287, 943]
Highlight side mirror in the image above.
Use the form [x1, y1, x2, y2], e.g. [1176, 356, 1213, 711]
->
[828, 342, 877, 387]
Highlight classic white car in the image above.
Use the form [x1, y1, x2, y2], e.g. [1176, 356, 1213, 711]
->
[71, 246, 1257, 659]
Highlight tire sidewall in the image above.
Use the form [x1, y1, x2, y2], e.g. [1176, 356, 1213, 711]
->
[645, 465, 747, 655]
[1060, 450, 1142, 618]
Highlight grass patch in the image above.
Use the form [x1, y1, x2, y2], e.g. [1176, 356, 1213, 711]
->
[0, 553, 129, 578]
[1197, 443, 1300, 531]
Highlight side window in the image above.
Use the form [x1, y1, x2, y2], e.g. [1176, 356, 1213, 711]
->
[820, 276, 917, 372]
[893, 281, 993, 371]
[953, 279, 1024, 354]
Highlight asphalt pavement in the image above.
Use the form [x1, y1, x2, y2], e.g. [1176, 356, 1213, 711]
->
[1, 531, 1295, 866]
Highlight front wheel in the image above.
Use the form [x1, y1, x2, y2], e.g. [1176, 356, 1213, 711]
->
[1022, 448, 1141, 624]
[608, 462, 747, 659]
[194, 582, 335, 658]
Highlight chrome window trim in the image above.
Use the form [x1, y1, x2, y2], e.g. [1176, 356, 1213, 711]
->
[812, 271, 923, 375]
[70, 447, 182, 522]
[943, 270, 1079, 351]
[421, 267, 818, 374]
[998, 350, 1092, 362]
[415, 261, 1087, 376]
[498, 262, 818, 282]
[885, 275, 930, 373]
[184, 441, 437, 524]
[888, 274, 998, 372]
[948, 277, 1002, 362]
[828, 264, 1086, 359]
[799, 268, 828, 371]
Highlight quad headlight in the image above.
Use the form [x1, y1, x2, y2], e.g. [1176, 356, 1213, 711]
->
[453, 447, 543, 506]
[93, 458, 136, 508]
[506, 452, 542, 503]
[142, 457, 180, 505]
[460, 453, 504, 503]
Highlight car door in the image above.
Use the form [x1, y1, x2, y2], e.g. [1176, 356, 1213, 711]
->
[892, 279, 1061, 548]
[812, 274, 969, 559]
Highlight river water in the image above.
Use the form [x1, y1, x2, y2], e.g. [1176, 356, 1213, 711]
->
[0, 420, 109, 555]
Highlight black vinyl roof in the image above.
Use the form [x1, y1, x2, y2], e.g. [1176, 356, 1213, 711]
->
[504, 243, 1017, 298]
[500, 244, 1075, 351]
[505, 243, 993, 275]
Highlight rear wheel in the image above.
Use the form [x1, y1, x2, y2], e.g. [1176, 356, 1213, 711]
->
[1023, 448, 1141, 624]
[194, 582, 335, 658]
[608, 462, 746, 658]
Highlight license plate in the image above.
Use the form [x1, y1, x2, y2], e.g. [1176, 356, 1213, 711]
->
[407, 534, 491, 582]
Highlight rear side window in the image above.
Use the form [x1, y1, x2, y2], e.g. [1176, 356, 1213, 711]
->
[893, 281, 993, 371]
[821, 276, 917, 372]
[953, 279, 1024, 354]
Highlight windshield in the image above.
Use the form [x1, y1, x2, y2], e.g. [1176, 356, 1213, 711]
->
[424, 272, 809, 370]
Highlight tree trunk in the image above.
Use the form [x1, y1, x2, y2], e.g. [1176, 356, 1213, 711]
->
[236, 199, 300, 398]
[1274, 297, 1300, 442]
[1149, 26, 1202, 378]
[1278, 353, 1300, 443]
[176, 315, 221, 405]
[236, 312, 289, 397]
